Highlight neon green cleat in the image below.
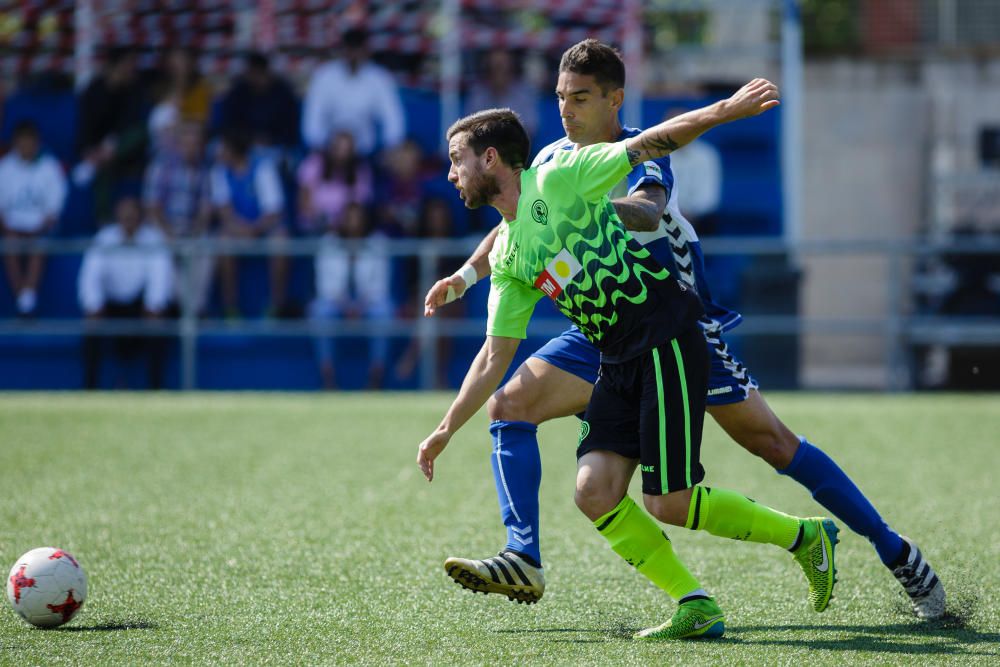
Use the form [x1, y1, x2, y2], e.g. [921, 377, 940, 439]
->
[793, 518, 839, 612]
[635, 598, 726, 640]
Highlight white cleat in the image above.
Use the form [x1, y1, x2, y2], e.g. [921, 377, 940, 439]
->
[892, 537, 946, 620]
[444, 551, 545, 604]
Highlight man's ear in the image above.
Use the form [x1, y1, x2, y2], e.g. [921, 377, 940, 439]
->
[482, 146, 499, 170]
[609, 88, 624, 112]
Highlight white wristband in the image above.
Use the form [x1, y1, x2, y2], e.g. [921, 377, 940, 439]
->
[457, 264, 478, 290]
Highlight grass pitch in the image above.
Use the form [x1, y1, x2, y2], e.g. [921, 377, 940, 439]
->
[0, 392, 998, 665]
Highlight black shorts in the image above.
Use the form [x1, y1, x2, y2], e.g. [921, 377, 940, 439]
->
[577, 323, 710, 496]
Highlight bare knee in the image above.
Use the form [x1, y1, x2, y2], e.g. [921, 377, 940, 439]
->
[643, 488, 694, 527]
[575, 477, 626, 522]
[487, 386, 535, 424]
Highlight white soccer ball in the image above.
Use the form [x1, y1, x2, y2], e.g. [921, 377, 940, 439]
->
[6, 547, 87, 628]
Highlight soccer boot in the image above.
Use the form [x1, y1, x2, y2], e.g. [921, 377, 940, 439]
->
[792, 517, 839, 612]
[444, 551, 544, 604]
[635, 597, 726, 640]
[892, 537, 946, 620]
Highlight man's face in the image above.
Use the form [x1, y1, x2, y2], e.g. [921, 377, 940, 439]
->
[447, 133, 499, 210]
[117, 198, 142, 235]
[13, 132, 39, 161]
[556, 71, 622, 145]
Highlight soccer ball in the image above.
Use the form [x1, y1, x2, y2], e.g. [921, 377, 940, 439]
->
[6, 547, 87, 628]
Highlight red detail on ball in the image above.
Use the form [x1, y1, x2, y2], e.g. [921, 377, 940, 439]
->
[50, 550, 79, 568]
[46, 590, 82, 623]
[9, 565, 36, 603]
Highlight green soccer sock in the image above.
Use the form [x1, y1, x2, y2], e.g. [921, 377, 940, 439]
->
[685, 486, 802, 550]
[594, 495, 704, 601]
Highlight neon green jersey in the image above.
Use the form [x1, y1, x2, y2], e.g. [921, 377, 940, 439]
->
[486, 141, 703, 362]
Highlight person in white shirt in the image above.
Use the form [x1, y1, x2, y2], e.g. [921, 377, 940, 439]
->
[301, 27, 405, 156]
[0, 121, 68, 315]
[309, 202, 393, 389]
[210, 130, 288, 318]
[78, 196, 175, 389]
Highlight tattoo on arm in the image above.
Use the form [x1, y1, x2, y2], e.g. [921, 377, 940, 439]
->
[628, 133, 681, 166]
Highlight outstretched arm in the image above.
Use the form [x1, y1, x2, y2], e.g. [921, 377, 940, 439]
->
[424, 225, 500, 316]
[416, 335, 520, 481]
[625, 78, 780, 167]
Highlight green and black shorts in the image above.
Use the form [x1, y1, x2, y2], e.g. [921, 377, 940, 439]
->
[578, 323, 710, 496]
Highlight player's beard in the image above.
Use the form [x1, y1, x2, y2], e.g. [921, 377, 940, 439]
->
[461, 170, 501, 209]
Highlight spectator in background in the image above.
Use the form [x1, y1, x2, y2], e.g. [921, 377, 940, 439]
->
[663, 107, 722, 229]
[142, 122, 213, 315]
[395, 197, 462, 388]
[0, 121, 68, 316]
[302, 27, 405, 157]
[78, 196, 174, 389]
[465, 49, 539, 139]
[76, 46, 151, 220]
[214, 52, 300, 151]
[297, 131, 373, 235]
[149, 47, 213, 156]
[210, 130, 287, 318]
[310, 202, 393, 390]
[376, 138, 434, 237]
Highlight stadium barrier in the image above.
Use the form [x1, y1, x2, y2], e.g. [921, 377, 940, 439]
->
[1, 236, 998, 390]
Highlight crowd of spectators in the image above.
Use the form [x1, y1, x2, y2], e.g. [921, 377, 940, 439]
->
[0, 30, 544, 389]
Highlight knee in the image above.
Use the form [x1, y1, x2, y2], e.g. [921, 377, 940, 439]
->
[487, 387, 533, 423]
[574, 477, 625, 523]
[643, 489, 693, 527]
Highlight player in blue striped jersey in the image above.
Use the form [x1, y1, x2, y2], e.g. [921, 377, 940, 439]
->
[424, 39, 944, 622]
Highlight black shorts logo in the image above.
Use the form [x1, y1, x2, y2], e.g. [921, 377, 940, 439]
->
[531, 199, 548, 225]
[578, 420, 590, 444]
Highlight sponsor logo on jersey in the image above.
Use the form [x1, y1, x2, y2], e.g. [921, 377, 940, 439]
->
[534, 248, 582, 299]
[501, 241, 519, 269]
[643, 161, 663, 180]
[531, 199, 548, 225]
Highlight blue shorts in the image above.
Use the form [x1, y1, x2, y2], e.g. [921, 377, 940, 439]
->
[530, 323, 758, 406]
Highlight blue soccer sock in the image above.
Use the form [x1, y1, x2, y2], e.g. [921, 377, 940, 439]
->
[489, 420, 542, 566]
[779, 437, 904, 567]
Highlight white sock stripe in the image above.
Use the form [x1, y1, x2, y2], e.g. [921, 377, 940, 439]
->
[495, 429, 522, 524]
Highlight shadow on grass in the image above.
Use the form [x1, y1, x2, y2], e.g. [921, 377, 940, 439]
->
[56, 620, 157, 632]
[724, 619, 1000, 657]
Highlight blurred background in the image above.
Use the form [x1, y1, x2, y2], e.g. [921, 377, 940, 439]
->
[0, 0, 997, 392]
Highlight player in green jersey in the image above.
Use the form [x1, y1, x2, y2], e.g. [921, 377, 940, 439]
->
[417, 80, 838, 639]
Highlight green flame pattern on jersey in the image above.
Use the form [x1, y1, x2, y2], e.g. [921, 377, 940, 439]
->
[554, 197, 669, 342]
[486, 141, 696, 359]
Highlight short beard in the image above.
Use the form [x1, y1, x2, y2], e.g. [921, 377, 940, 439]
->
[462, 171, 501, 209]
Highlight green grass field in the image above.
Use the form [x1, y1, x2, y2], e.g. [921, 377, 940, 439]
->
[1, 393, 998, 665]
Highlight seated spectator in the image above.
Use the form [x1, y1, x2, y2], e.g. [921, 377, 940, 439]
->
[376, 138, 435, 237]
[465, 48, 539, 139]
[142, 122, 213, 314]
[302, 27, 405, 157]
[149, 46, 214, 156]
[210, 130, 287, 317]
[213, 52, 299, 152]
[309, 203, 392, 390]
[76, 46, 151, 221]
[297, 131, 373, 235]
[0, 120, 68, 316]
[78, 196, 174, 389]
[395, 197, 462, 388]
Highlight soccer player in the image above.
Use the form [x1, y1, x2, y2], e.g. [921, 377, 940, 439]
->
[417, 79, 840, 640]
[425, 40, 945, 622]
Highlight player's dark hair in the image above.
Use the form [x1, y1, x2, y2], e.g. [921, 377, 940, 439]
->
[558, 39, 625, 95]
[245, 51, 270, 71]
[12, 120, 39, 140]
[446, 108, 530, 170]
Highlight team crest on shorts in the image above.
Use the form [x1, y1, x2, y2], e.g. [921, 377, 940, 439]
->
[578, 420, 590, 444]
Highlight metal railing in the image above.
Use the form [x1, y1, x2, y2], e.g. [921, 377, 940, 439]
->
[1, 236, 999, 390]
